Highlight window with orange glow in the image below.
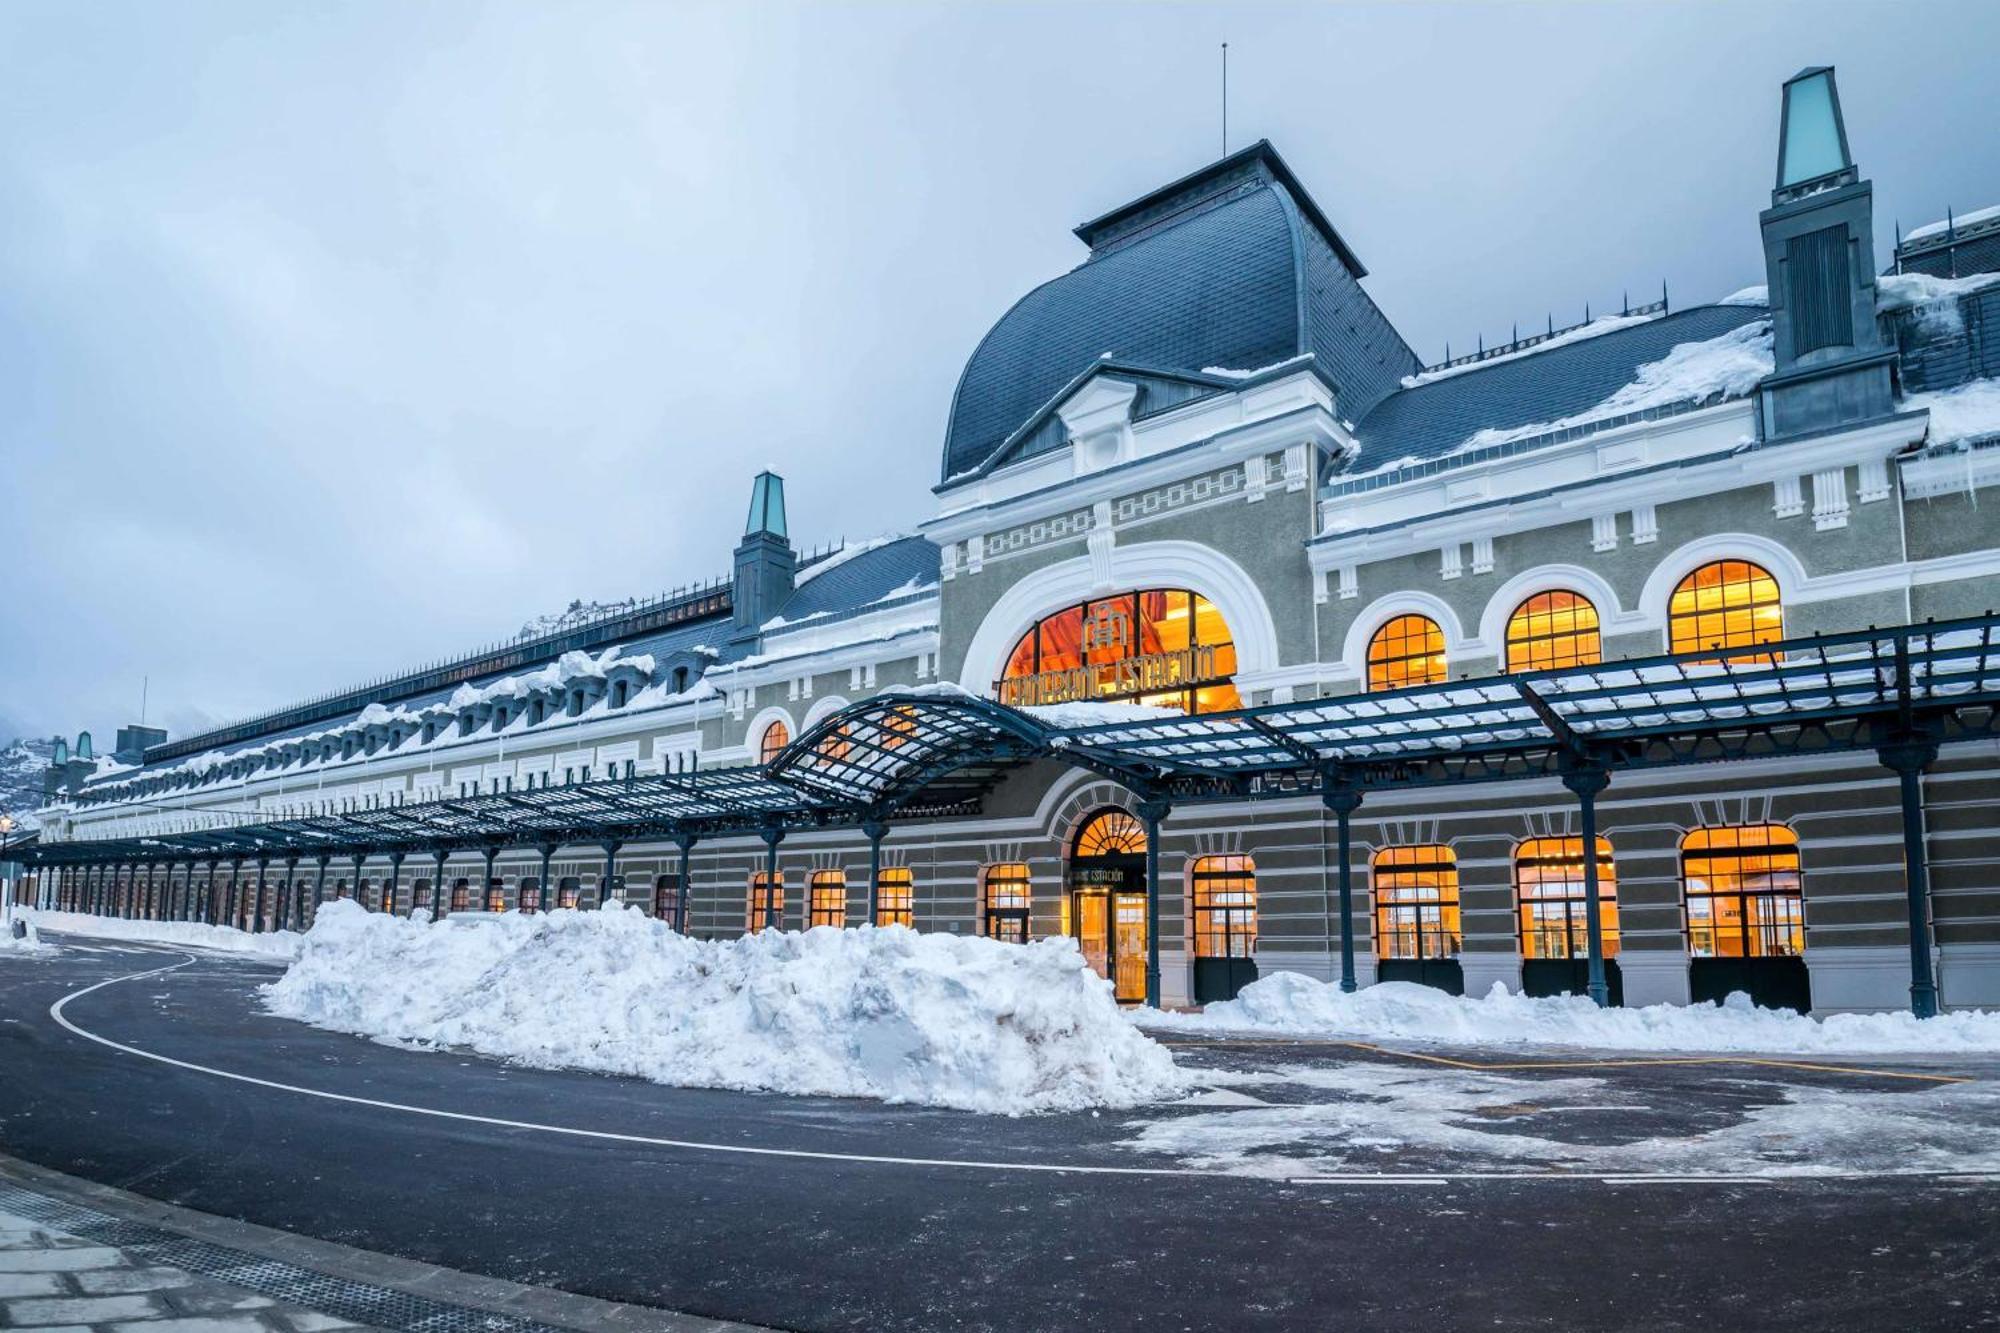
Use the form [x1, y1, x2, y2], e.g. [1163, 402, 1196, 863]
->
[982, 863, 1031, 943]
[1371, 845, 1461, 959]
[1682, 825, 1803, 958]
[1506, 591, 1602, 672]
[880, 706, 918, 751]
[449, 879, 470, 912]
[997, 589, 1239, 714]
[1191, 855, 1256, 958]
[758, 720, 791, 765]
[557, 876, 580, 909]
[1367, 615, 1448, 691]
[1515, 837, 1619, 959]
[876, 866, 914, 927]
[815, 723, 852, 762]
[485, 880, 506, 913]
[809, 870, 847, 928]
[1669, 560, 1783, 661]
[1074, 809, 1147, 857]
[747, 871, 785, 933]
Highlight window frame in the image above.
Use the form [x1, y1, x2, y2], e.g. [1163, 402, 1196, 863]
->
[1681, 824, 1805, 959]
[1504, 590, 1602, 673]
[982, 863, 1032, 943]
[1514, 836, 1619, 960]
[1370, 845, 1462, 960]
[1191, 854, 1257, 959]
[1668, 559, 1784, 663]
[808, 870, 847, 928]
[1366, 615, 1448, 692]
[875, 866, 914, 928]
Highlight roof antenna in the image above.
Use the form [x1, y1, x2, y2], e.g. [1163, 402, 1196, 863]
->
[1220, 42, 1229, 158]
[140, 675, 148, 727]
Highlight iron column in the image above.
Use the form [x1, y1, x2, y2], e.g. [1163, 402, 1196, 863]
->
[1879, 736, 1942, 1018]
[536, 844, 555, 915]
[1137, 799, 1170, 1009]
[1561, 763, 1613, 1008]
[252, 858, 270, 933]
[760, 826, 783, 931]
[674, 836, 694, 934]
[481, 847, 498, 911]
[1323, 779, 1364, 993]
[598, 840, 622, 910]
[387, 851, 405, 916]
[862, 821, 887, 927]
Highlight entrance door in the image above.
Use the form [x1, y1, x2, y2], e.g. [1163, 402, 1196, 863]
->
[1112, 892, 1148, 1003]
[1075, 890, 1110, 983]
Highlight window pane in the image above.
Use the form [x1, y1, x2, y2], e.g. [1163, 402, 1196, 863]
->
[1372, 845, 1460, 959]
[1367, 616, 1447, 691]
[1506, 591, 1602, 672]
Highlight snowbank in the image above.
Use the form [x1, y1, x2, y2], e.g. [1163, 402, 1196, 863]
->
[1, 917, 54, 956]
[1906, 377, 2000, 447]
[1142, 973, 2000, 1056]
[26, 909, 303, 960]
[264, 902, 1185, 1114]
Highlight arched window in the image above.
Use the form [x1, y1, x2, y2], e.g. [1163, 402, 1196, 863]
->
[1371, 846, 1461, 959]
[1682, 825, 1803, 958]
[876, 866, 914, 927]
[379, 879, 398, 915]
[1515, 837, 1619, 959]
[759, 720, 790, 765]
[809, 870, 847, 928]
[335, 878, 350, 900]
[519, 877, 541, 915]
[1191, 855, 1256, 958]
[982, 863, 1031, 943]
[998, 589, 1240, 714]
[747, 871, 784, 932]
[1669, 560, 1783, 661]
[652, 874, 678, 920]
[1367, 615, 1447, 691]
[411, 878, 431, 915]
[1505, 591, 1601, 672]
[450, 879, 470, 912]
[1074, 809, 1147, 857]
[557, 876, 580, 910]
[485, 879, 506, 913]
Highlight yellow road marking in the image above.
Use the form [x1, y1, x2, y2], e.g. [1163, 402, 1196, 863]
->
[1160, 1036, 1970, 1084]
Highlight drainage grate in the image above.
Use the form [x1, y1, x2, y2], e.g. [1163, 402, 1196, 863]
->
[0, 1181, 578, 1332]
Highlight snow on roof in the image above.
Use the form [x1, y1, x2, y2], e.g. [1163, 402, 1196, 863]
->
[1905, 377, 2000, 448]
[1878, 268, 2000, 314]
[793, 534, 907, 588]
[1400, 311, 1663, 388]
[1905, 202, 2000, 243]
[1719, 284, 1768, 306]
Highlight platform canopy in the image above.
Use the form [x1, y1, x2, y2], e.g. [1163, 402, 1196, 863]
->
[26, 615, 2000, 867]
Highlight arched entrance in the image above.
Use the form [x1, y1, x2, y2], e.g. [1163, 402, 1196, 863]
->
[1067, 809, 1149, 1003]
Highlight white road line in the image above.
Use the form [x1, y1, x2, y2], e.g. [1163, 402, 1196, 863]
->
[40, 952, 1993, 1190]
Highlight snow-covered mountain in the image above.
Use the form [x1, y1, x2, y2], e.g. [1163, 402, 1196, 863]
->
[0, 738, 52, 832]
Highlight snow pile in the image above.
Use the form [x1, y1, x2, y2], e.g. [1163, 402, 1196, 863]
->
[1144, 974, 2000, 1055]
[1024, 700, 1182, 729]
[27, 909, 305, 959]
[517, 597, 644, 642]
[1, 917, 54, 956]
[1718, 284, 1768, 306]
[26, 909, 304, 959]
[1906, 202, 2000, 241]
[1906, 377, 2000, 447]
[1877, 269, 2000, 314]
[264, 902, 1185, 1114]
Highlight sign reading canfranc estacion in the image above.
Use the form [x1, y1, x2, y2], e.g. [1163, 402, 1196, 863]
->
[995, 644, 1222, 708]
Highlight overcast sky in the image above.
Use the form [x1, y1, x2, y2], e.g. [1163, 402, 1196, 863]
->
[3, 0, 1996, 750]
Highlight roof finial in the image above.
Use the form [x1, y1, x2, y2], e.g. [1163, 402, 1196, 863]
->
[1220, 43, 1229, 158]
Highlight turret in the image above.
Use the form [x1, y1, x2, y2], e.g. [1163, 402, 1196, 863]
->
[731, 471, 796, 641]
[1755, 66, 1894, 438]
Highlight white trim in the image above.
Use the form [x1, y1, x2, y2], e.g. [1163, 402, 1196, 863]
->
[1473, 564, 1642, 655]
[1635, 532, 1809, 627]
[955, 540, 1282, 694]
[743, 705, 797, 760]
[801, 695, 851, 731]
[1339, 591, 1468, 682]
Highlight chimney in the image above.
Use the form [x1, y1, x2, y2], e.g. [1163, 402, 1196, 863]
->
[1756, 66, 1893, 438]
[731, 471, 796, 641]
[114, 724, 168, 765]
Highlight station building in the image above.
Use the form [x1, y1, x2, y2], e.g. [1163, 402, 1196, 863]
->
[26, 67, 2000, 1016]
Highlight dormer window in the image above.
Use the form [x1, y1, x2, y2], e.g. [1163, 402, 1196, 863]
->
[611, 681, 629, 708]
[672, 667, 689, 693]
[528, 698, 545, 726]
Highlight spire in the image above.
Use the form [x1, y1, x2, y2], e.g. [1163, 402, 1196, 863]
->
[744, 470, 788, 540]
[1775, 67, 1853, 197]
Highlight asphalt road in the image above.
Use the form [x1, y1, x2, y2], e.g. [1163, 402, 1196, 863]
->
[3, 938, 1998, 1332]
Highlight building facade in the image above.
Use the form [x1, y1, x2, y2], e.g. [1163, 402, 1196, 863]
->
[30, 68, 2000, 1015]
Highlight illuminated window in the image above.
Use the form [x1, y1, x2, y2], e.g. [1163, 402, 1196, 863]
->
[485, 880, 506, 913]
[449, 879, 470, 912]
[1367, 615, 1447, 691]
[997, 589, 1239, 714]
[759, 720, 791, 765]
[809, 870, 847, 927]
[1682, 825, 1803, 958]
[1372, 846, 1461, 959]
[652, 874, 678, 920]
[876, 866, 914, 927]
[379, 880, 397, 915]
[412, 878, 431, 914]
[1669, 560, 1783, 661]
[557, 876, 580, 909]
[815, 723, 852, 763]
[982, 863, 1031, 943]
[1191, 855, 1256, 958]
[881, 706, 918, 751]
[520, 877, 542, 915]
[747, 871, 785, 932]
[1505, 591, 1601, 672]
[1515, 837, 1619, 959]
[335, 878, 350, 900]
[1075, 809, 1147, 857]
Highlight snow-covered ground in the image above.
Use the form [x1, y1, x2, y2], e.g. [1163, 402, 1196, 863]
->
[24, 909, 304, 960]
[264, 902, 1185, 1114]
[1, 916, 54, 956]
[1142, 973, 2000, 1056]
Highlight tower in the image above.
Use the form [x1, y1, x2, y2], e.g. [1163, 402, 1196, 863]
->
[1756, 67, 1894, 438]
[731, 471, 795, 641]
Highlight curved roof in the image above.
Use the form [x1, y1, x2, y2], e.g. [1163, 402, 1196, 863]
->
[941, 143, 1418, 484]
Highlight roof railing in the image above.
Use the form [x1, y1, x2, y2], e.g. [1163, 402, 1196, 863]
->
[1422, 293, 1669, 375]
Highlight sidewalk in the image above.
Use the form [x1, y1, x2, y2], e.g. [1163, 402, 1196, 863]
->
[0, 1160, 760, 1333]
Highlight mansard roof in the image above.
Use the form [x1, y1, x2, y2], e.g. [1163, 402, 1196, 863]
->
[941, 142, 1418, 484]
[1347, 302, 1772, 476]
[767, 535, 939, 631]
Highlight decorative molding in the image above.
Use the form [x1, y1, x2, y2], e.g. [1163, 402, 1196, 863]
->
[1440, 544, 1463, 580]
[1591, 513, 1619, 552]
[1631, 502, 1659, 545]
[1773, 474, 1805, 518]
[1340, 590, 1468, 682]
[1338, 564, 1358, 600]
[1811, 467, 1850, 530]
[1857, 456, 1891, 503]
[1470, 535, 1495, 575]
